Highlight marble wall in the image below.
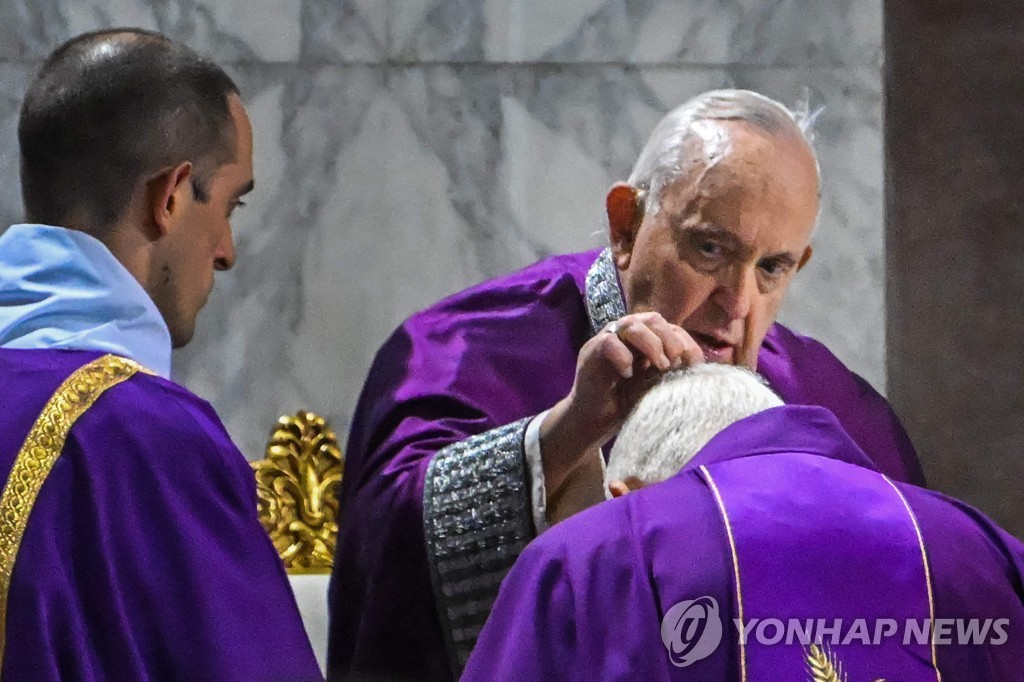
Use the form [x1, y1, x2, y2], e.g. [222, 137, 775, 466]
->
[0, 1, 886, 460]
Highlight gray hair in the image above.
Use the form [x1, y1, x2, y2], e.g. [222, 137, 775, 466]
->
[607, 364, 784, 485]
[628, 89, 822, 215]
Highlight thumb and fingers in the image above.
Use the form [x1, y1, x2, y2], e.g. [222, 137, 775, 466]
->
[550, 313, 708, 466]
[600, 313, 704, 379]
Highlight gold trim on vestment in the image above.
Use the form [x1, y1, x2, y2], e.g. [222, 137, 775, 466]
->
[881, 475, 942, 681]
[0, 354, 142, 666]
[700, 465, 747, 682]
[702, 463, 940, 682]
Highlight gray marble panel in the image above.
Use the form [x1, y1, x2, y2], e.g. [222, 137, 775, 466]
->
[173, 63, 387, 459]
[0, 0, 305, 63]
[0, 1, 887, 455]
[300, 0, 387, 63]
[388, 64, 674, 268]
[644, 65, 887, 390]
[0, 65, 31, 231]
[170, 62, 885, 457]
[390, 0, 882, 67]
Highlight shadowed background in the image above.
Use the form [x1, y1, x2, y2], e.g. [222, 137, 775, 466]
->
[887, 2, 1024, 537]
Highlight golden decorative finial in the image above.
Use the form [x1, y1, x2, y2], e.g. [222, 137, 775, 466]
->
[252, 411, 343, 574]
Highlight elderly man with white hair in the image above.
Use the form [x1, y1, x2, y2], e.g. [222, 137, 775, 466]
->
[463, 365, 1024, 680]
[329, 89, 924, 680]
[605, 363, 783, 496]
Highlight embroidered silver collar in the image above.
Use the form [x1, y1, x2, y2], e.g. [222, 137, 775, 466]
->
[584, 248, 626, 336]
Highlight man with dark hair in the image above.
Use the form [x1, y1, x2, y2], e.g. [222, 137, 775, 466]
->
[0, 29, 321, 680]
[18, 29, 240, 238]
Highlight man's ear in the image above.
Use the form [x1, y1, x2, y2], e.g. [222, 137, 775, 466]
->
[149, 161, 193, 237]
[608, 480, 631, 498]
[797, 244, 813, 272]
[608, 477, 645, 498]
[606, 183, 644, 270]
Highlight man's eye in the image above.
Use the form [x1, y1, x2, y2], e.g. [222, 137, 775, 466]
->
[229, 199, 246, 216]
[760, 259, 786, 277]
[696, 241, 721, 257]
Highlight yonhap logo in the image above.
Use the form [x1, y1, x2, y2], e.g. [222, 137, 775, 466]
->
[661, 596, 723, 667]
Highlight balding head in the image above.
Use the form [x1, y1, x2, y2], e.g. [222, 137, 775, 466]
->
[627, 89, 821, 218]
[607, 364, 783, 494]
[607, 90, 821, 371]
[18, 28, 239, 233]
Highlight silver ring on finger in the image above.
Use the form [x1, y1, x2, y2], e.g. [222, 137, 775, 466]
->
[606, 321, 620, 335]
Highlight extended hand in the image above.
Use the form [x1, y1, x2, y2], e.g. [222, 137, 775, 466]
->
[540, 312, 704, 495]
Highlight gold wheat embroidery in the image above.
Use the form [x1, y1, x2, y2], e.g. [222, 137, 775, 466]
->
[806, 643, 886, 682]
[807, 643, 846, 682]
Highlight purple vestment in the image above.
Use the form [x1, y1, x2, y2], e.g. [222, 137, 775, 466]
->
[0, 349, 323, 681]
[463, 406, 1024, 681]
[328, 249, 924, 680]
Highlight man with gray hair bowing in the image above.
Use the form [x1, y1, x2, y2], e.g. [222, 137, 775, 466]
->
[604, 363, 785, 496]
[329, 89, 924, 680]
[464, 365, 1024, 680]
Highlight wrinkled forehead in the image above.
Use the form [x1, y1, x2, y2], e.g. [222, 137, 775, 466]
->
[684, 120, 817, 187]
[717, 125, 818, 215]
[658, 122, 820, 241]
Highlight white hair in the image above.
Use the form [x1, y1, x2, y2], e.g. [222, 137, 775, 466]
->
[607, 364, 784, 485]
[628, 89, 822, 216]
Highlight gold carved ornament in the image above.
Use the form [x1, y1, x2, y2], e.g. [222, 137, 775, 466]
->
[251, 411, 343, 574]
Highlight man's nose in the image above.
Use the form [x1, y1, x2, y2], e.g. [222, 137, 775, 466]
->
[214, 231, 236, 271]
[713, 264, 756, 320]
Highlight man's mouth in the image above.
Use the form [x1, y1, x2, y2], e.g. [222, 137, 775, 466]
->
[688, 331, 736, 363]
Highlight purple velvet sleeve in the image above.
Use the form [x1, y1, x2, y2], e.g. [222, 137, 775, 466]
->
[325, 325, 509, 680]
[328, 255, 593, 680]
[3, 371, 322, 681]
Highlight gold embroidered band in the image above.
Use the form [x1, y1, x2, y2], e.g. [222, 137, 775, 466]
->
[700, 462, 940, 682]
[0, 354, 142, 665]
[700, 465, 747, 682]
[881, 475, 942, 681]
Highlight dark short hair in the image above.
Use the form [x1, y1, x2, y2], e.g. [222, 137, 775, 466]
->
[18, 28, 240, 232]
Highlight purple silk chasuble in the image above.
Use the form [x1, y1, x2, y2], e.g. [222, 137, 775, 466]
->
[328, 248, 924, 681]
[0, 349, 322, 681]
[463, 407, 1024, 681]
[698, 453, 936, 679]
